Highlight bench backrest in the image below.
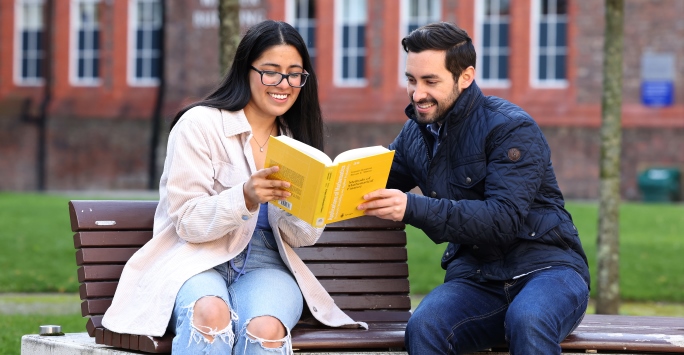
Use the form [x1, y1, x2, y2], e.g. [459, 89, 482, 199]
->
[69, 200, 410, 352]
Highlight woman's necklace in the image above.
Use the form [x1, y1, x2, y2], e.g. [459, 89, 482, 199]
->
[253, 124, 275, 152]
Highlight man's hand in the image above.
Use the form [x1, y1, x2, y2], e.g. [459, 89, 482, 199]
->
[358, 189, 407, 222]
[243, 166, 291, 211]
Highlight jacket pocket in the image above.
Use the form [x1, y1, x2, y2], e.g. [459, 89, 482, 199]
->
[449, 157, 486, 199]
[518, 212, 572, 249]
[213, 161, 249, 190]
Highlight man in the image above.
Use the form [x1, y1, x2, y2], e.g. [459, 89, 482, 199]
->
[358, 22, 590, 354]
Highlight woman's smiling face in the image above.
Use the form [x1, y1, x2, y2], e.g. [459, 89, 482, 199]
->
[244, 44, 304, 121]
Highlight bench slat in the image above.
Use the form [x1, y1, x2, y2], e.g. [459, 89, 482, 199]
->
[69, 200, 158, 231]
[342, 311, 411, 323]
[70, 200, 403, 232]
[319, 279, 410, 293]
[76, 248, 138, 265]
[73, 230, 405, 248]
[82, 299, 111, 316]
[138, 333, 173, 353]
[291, 322, 406, 349]
[561, 314, 684, 353]
[78, 265, 125, 282]
[306, 262, 408, 277]
[294, 247, 407, 261]
[74, 231, 152, 248]
[87, 317, 102, 337]
[80, 281, 118, 299]
[333, 295, 411, 310]
[325, 216, 405, 231]
[316, 230, 406, 245]
[77, 246, 407, 264]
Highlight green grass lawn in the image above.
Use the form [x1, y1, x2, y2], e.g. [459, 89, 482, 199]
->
[0, 193, 79, 293]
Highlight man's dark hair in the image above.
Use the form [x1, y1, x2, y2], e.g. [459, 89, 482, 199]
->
[401, 22, 476, 79]
[171, 20, 324, 150]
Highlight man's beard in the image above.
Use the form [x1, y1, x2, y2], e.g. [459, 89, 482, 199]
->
[411, 85, 461, 125]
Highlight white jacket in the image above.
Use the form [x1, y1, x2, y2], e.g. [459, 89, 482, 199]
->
[102, 106, 366, 336]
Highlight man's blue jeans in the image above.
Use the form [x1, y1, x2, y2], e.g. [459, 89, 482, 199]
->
[405, 266, 589, 354]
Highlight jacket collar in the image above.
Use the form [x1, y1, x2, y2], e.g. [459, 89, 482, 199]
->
[222, 109, 251, 138]
[222, 109, 290, 138]
[404, 80, 484, 126]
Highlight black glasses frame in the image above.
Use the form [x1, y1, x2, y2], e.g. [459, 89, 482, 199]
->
[250, 66, 309, 88]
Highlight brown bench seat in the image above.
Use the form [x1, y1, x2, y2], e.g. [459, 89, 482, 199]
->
[69, 200, 684, 354]
[70, 200, 410, 353]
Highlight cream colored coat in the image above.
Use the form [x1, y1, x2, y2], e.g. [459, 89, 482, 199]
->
[102, 106, 366, 336]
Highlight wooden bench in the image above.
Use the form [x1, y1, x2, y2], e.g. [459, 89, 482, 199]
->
[69, 200, 410, 353]
[69, 200, 684, 354]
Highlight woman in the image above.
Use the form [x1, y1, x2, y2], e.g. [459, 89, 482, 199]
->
[102, 20, 366, 354]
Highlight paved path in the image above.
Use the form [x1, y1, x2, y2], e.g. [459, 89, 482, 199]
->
[0, 293, 80, 315]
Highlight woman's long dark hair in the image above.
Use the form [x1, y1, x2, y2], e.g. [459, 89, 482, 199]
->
[170, 20, 324, 150]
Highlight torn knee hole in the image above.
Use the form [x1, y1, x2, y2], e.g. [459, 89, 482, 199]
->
[244, 317, 291, 348]
[185, 297, 236, 344]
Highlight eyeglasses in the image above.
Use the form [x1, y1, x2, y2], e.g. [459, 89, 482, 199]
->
[250, 66, 309, 88]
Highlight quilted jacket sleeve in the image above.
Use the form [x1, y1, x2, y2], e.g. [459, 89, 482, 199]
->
[403, 118, 549, 246]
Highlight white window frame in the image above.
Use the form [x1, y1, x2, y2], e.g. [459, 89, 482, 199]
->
[398, 0, 441, 87]
[530, 0, 568, 88]
[70, 0, 101, 86]
[14, 0, 45, 86]
[334, 0, 367, 87]
[285, 0, 316, 66]
[475, 0, 510, 88]
[127, 0, 161, 86]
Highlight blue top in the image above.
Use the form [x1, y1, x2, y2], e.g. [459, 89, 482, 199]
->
[256, 202, 271, 231]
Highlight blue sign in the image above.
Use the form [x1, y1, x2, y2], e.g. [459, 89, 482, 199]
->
[641, 80, 674, 107]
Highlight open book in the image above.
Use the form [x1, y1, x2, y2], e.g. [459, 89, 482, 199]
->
[265, 135, 395, 227]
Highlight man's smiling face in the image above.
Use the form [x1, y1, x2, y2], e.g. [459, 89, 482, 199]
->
[405, 49, 461, 124]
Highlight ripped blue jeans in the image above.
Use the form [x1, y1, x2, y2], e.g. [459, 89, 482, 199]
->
[169, 230, 303, 354]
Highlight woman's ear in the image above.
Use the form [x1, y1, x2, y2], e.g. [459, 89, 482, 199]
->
[459, 66, 475, 90]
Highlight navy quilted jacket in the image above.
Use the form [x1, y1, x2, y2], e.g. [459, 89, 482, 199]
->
[387, 82, 590, 285]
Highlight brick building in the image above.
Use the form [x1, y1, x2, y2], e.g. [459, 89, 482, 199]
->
[1, 0, 682, 200]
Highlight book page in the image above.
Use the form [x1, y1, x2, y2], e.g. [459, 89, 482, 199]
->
[273, 135, 332, 166]
[333, 146, 390, 164]
[327, 149, 395, 223]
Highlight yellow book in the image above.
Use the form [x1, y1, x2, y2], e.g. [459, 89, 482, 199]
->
[265, 135, 395, 227]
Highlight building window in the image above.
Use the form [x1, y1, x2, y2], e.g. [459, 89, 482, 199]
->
[335, 0, 367, 86]
[288, 0, 316, 68]
[128, 0, 162, 86]
[399, 0, 441, 86]
[71, 0, 101, 85]
[15, 0, 45, 85]
[476, 0, 510, 86]
[532, 0, 567, 86]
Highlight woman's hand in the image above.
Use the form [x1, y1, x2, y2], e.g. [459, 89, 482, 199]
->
[243, 166, 291, 211]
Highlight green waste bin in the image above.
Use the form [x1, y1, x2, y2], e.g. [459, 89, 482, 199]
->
[637, 168, 681, 202]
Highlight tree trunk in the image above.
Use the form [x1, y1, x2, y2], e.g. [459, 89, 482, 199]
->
[596, 0, 624, 315]
[218, 0, 241, 75]
[37, 0, 55, 191]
